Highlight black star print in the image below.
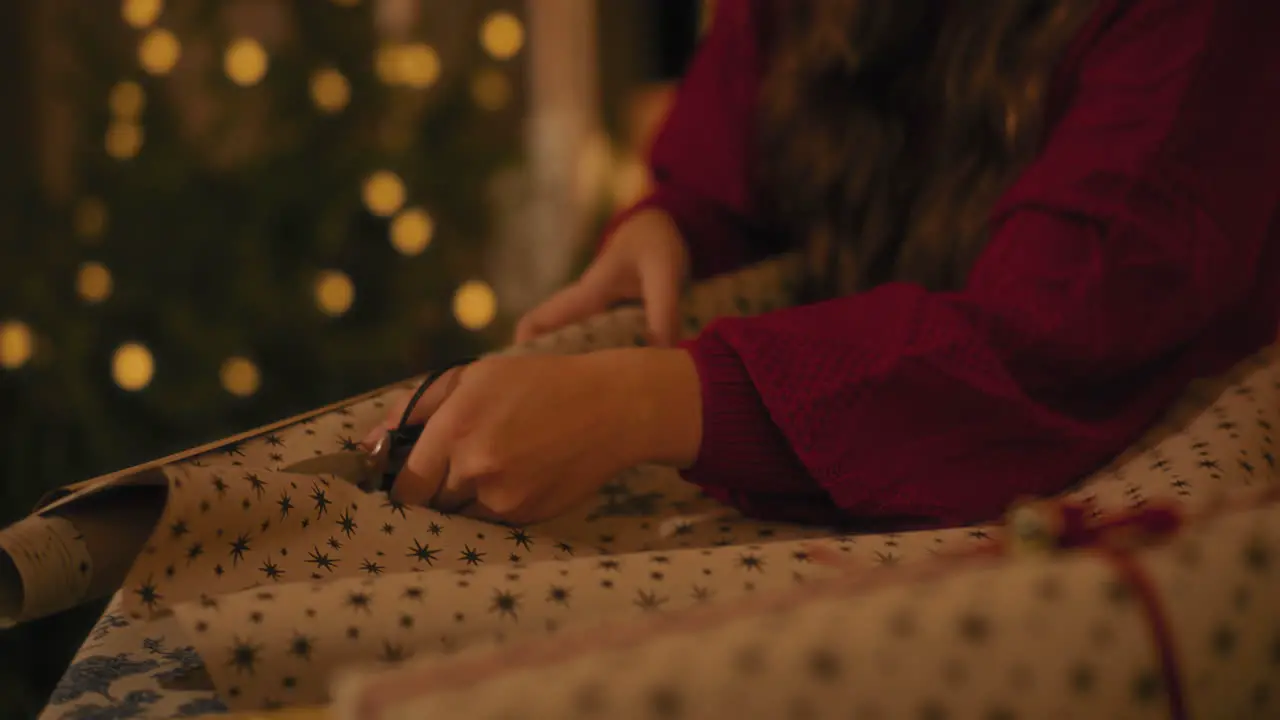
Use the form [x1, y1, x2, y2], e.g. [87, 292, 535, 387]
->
[229, 534, 252, 566]
[672, 522, 695, 536]
[427, 522, 444, 536]
[490, 589, 521, 619]
[509, 553, 522, 563]
[691, 585, 714, 603]
[547, 585, 572, 606]
[1198, 459, 1222, 472]
[381, 522, 395, 535]
[338, 436, 361, 452]
[555, 541, 574, 555]
[399, 614, 415, 629]
[199, 594, 219, 609]
[269, 452, 284, 465]
[310, 484, 332, 518]
[792, 551, 811, 563]
[212, 477, 229, 496]
[307, 546, 339, 573]
[460, 545, 486, 566]
[328, 537, 342, 550]
[259, 557, 284, 581]
[135, 578, 162, 610]
[244, 473, 267, 499]
[169, 520, 189, 539]
[407, 539, 440, 565]
[213, 564, 225, 577]
[227, 637, 261, 675]
[651, 555, 671, 564]
[598, 534, 616, 544]
[199, 500, 211, 514]
[382, 498, 409, 519]
[249, 611, 264, 624]
[507, 528, 534, 551]
[337, 508, 359, 538]
[241, 498, 252, 510]
[1244, 537, 1271, 573]
[256, 591, 275, 601]
[259, 518, 271, 533]
[874, 551, 899, 566]
[635, 590, 668, 612]
[738, 554, 765, 572]
[278, 492, 293, 519]
[345, 591, 373, 614]
[598, 559, 621, 572]
[163, 564, 175, 578]
[222, 442, 247, 457]
[403, 586, 425, 601]
[381, 642, 407, 664]
[186, 542, 204, 563]
[265, 434, 284, 447]
[361, 559, 385, 576]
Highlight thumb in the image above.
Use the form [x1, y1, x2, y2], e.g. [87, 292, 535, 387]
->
[638, 258, 683, 348]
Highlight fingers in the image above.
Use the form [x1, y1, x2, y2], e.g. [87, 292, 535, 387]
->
[362, 369, 462, 449]
[514, 280, 613, 345]
[390, 411, 451, 507]
[638, 256, 683, 347]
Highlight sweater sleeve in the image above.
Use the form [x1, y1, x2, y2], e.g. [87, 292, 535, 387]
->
[680, 0, 1280, 526]
[601, 0, 779, 281]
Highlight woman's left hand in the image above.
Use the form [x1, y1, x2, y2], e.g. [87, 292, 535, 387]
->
[364, 349, 703, 525]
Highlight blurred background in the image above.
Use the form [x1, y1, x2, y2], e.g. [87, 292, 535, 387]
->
[0, 0, 706, 714]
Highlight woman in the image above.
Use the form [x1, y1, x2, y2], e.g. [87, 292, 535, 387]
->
[368, 0, 1280, 528]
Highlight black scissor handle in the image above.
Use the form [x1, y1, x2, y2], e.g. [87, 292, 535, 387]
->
[378, 357, 474, 492]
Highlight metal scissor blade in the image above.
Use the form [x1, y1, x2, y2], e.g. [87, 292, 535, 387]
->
[281, 451, 378, 490]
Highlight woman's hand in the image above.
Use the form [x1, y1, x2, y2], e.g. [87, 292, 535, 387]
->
[365, 349, 703, 525]
[515, 208, 690, 347]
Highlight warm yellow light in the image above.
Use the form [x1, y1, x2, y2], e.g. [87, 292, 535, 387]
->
[105, 122, 144, 159]
[122, 0, 163, 28]
[309, 67, 350, 114]
[220, 356, 261, 397]
[480, 12, 525, 60]
[73, 197, 108, 239]
[362, 171, 406, 217]
[389, 207, 434, 256]
[400, 44, 441, 90]
[138, 29, 181, 76]
[314, 270, 355, 317]
[612, 157, 650, 209]
[470, 68, 511, 111]
[112, 342, 154, 391]
[0, 321, 34, 370]
[224, 38, 269, 87]
[108, 81, 146, 119]
[452, 280, 497, 331]
[76, 262, 114, 304]
[331, 0, 359, 6]
[374, 44, 402, 85]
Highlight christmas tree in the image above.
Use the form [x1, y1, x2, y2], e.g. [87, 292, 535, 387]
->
[0, 0, 527, 712]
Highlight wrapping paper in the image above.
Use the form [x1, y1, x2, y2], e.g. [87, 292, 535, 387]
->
[13, 251, 1277, 718]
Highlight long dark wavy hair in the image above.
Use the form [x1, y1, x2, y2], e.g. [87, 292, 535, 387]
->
[754, 0, 1098, 296]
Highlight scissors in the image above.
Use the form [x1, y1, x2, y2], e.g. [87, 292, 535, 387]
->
[281, 358, 475, 493]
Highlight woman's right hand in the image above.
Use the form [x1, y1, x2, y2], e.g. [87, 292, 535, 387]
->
[515, 208, 690, 347]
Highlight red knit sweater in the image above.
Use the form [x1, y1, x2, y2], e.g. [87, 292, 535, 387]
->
[614, 0, 1280, 528]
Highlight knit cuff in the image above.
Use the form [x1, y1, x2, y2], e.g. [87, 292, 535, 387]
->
[677, 326, 816, 495]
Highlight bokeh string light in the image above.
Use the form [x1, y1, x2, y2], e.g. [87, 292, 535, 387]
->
[76, 262, 114, 304]
[105, 121, 144, 160]
[480, 12, 524, 60]
[138, 28, 181, 76]
[314, 270, 356, 317]
[0, 321, 34, 370]
[220, 356, 262, 397]
[108, 81, 146, 119]
[224, 37, 269, 87]
[470, 68, 511, 111]
[390, 207, 434, 256]
[121, 0, 163, 29]
[73, 197, 108, 241]
[310, 67, 351, 114]
[375, 43, 441, 89]
[112, 342, 155, 391]
[362, 170, 406, 217]
[452, 280, 497, 331]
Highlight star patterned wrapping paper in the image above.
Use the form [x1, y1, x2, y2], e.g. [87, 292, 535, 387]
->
[14, 250, 1280, 718]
